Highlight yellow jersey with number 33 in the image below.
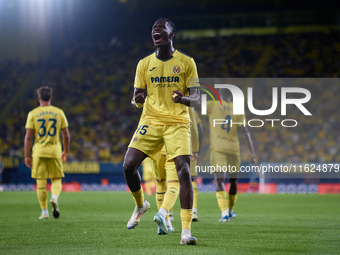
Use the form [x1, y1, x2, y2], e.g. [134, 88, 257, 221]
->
[25, 105, 68, 158]
[134, 50, 199, 125]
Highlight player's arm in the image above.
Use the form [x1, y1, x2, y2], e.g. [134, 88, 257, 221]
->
[131, 88, 145, 109]
[172, 87, 200, 108]
[239, 126, 256, 163]
[24, 129, 34, 169]
[61, 127, 70, 162]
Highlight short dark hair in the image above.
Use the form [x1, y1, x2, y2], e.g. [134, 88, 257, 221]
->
[157, 18, 176, 40]
[37, 86, 52, 101]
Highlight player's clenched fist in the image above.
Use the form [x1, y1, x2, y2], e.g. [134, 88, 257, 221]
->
[131, 89, 145, 109]
[134, 92, 145, 104]
[172, 90, 183, 103]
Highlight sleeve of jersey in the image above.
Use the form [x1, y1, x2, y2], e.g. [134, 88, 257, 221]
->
[134, 60, 146, 89]
[61, 111, 69, 129]
[25, 112, 34, 129]
[186, 58, 199, 88]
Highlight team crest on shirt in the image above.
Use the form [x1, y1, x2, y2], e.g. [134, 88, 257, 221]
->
[133, 137, 138, 142]
[173, 66, 181, 74]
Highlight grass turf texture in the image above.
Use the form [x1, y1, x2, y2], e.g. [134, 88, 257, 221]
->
[0, 192, 339, 255]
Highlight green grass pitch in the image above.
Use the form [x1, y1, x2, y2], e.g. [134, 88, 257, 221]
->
[0, 192, 339, 254]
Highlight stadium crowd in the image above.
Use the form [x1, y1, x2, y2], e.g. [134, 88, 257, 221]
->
[1, 32, 339, 164]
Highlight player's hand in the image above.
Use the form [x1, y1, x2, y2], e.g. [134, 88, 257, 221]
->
[62, 151, 68, 162]
[191, 152, 198, 161]
[249, 152, 256, 164]
[134, 92, 145, 104]
[25, 157, 32, 169]
[172, 90, 183, 103]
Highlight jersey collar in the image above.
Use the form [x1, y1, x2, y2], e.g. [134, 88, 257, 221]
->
[155, 50, 177, 62]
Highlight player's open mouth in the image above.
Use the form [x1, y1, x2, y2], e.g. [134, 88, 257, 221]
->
[154, 33, 162, 43]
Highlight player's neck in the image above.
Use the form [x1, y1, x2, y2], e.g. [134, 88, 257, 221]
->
[40, 101, 51, 107]
[156, 45, 175, 60]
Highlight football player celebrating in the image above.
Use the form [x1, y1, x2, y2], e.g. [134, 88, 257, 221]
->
[123, 18, 200, 245]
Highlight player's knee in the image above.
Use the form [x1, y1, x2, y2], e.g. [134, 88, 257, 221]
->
[123, 159, 137, 177]
[177, 167, 191, 181]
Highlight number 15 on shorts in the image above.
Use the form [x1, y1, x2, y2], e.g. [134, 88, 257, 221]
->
[136, 125, 148, 135]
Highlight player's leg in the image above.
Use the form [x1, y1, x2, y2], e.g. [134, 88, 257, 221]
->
[211, 151, 229, 222]
[50, 178, 62, 219]
[48, 157, 65, 219]
[215, 172, 229, 222]
[154, 177, 168, 235]
[228, 175, 238, 219]
[123, 147, 150, 229]
[174, 155, 197, 245]
[124, 149, 147, 207]
[152, 154, 179, 235]
[149, 151, 169, 235]
[192, 179, 198, 221]
[159, 160, 180, 233]
[190, 157, 198, 221]
[149, 152, 167, 212]
[163, 181, 178, 233]
[227, 153, 240, 219]
[36, 179, 49, 219]
[165, 124, 196, 245]
[31, 157, 49, 219]
[125, 121, 164, 229]
[173, 157, 192, 211]
[142, 158, 156, 197]
[155, 178, 167, 211]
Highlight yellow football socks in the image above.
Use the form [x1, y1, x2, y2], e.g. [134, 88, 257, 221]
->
[216, 191, 228, 212]
[161, 181, 179, 212]
[51, 178, 62, 197]
[180, 209, 193, 230]
[156, 180, 167, 210]
[228, 194, 237, 210]
[36, 179, 47, 210]
[131, 187, 144, 207]
[192, 181, 198, 209]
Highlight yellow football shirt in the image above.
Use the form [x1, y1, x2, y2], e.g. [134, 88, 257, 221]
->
[25, 105, 68, 158]
[134, 50, 199, 125]
[207, 100, 245, 155]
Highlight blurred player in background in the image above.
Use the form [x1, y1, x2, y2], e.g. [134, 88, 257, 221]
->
[123, 18, 200, 245]
[142, 158, 156, 197]
[149, 146, 178, 235]
[247, 171, 259, 193]
[189, 108, 203, 221]
[24, 86, 70, 219]
[207, 88, 256, 222]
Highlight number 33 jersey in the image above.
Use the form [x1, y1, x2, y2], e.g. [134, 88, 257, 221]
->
[25, 105, 68, 158]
